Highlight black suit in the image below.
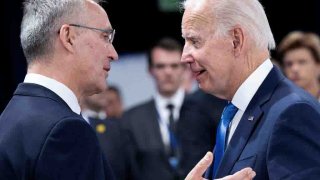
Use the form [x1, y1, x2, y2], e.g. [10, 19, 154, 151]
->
[122, 93, 226, 180]
[89, 117, 131, 180]
[0, 83, 114, 180]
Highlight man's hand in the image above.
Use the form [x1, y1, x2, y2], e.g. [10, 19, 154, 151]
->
[185, 152, 256, 180]
[185, 152, 213, 180]
[218, 168, 256, 180]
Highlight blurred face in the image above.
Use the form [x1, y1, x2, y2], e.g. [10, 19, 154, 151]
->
[85, 91, 108, 111]
[105, 90, 123, 118]
[73, 1, 118, 96]
[150, 47, 185, 97]
[181, 7, 236, 99]
[283, 47, 320, 89]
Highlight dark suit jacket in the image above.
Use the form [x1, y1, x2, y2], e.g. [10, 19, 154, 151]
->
[206, 67, 320, 179]
[89, 117, 131, 180]
[122, 93, 226, 180]
[0, 83, 114, 180]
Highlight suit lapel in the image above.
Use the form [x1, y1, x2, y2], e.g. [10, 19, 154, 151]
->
[215, 67, 285, 178]
[147, 100, 168, 154]
[149, 100, 177, 169]
[216, 106, 263, 177]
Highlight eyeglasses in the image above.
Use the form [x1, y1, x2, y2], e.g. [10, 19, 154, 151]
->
[69, 24, 115, 44]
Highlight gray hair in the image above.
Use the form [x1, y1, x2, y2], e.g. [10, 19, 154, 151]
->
[183, 0, 276, 50]
[20, 0, 103, 64]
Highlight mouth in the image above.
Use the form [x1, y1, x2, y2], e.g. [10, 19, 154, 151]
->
[193, 69, 206, 79]
[103, 64, 110, 72]
[103, 66, 110, 78]
[290, 76, 300, 82]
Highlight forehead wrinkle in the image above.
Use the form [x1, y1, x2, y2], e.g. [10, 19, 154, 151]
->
[183, 13, 211, 37]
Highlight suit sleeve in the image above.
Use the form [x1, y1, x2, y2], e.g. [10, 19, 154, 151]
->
[268, 102, 320, 179]
[34, 118, 114, 180]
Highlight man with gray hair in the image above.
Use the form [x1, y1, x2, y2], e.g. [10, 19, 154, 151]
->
[0, 0, 118, 179]
[181, 0, 320, 179]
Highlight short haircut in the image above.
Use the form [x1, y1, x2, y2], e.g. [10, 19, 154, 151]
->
[277, 31, 320, 65]
[20, 0, 103, 64]
[147, 37, 182, 68]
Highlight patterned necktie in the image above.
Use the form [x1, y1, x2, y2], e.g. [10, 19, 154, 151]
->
[213, 102, 238, 177]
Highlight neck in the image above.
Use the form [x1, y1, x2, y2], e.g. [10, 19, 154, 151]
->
[305, 81, 320, 99]
[27, 62, 82, 102]
[159, 90, 177, 98]
[227, 49, 269, 100]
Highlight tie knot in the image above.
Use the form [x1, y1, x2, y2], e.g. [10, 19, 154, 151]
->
[166, 103, 174, 111]
[222, 102, 238, 122]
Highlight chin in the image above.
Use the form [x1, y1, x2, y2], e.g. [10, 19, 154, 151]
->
[198, 83, 210, 93]
[91, 85, 106, 95]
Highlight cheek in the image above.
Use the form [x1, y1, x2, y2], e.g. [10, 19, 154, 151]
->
[284, 68, 293, 75]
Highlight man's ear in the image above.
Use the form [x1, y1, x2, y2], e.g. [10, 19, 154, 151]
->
[58, 24, 75, 53]
[231, 27, 244, 57]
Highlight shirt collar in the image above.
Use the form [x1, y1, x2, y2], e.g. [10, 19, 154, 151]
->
[24, 73, 81, 115]
[81, 109, 106, 122]
[232, 59, 273, 111]
[154, 88, 185, 110]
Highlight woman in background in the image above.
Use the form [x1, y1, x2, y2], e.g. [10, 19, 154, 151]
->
[277, 31, 320, 102]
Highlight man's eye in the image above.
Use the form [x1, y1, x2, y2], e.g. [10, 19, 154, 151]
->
[154, 64, 165, 69]
[191, 39, 197, 44]
[189, 38, 200, 47]
[103, 34, 109, 41]
[100, 33, 108, 41]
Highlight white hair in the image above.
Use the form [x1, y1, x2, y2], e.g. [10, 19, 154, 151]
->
[20, 0, 103, 64]
[183, 0, 276, 50]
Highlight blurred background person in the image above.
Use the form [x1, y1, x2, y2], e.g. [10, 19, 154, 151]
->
[105, 85, 124, 119]
[277, 31, 320, 102]
[121, 37, 225, 180]
[82, 90, 108, 121]
[81, 90, 131, 180]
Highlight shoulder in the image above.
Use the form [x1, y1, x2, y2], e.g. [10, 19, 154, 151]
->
[264, 79, 320, 127]
[47, 117, 96, 142]
[123, 99, 154, 116]
[121, 99, 156, 129]
[271, 78, 319, 110]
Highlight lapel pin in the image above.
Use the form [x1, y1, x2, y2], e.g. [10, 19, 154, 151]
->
[96, 123, 106, 134]
[248, 116, 254, 121]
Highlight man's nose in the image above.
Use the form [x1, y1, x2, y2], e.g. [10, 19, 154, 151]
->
[109, 44, 119, 61]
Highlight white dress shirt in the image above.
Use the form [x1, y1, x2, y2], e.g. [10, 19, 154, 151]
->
[154, 88, 185, 147]
[24, 73, 82, 116]
[227, 59, 273, 144]
[82, 109, 107, 122]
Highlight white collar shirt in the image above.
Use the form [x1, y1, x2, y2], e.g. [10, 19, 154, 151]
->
[227, 59, 273, 144]
[24, 73, 83, 120]
[154, 88, 185, 147]
[81, 109, 107, 122]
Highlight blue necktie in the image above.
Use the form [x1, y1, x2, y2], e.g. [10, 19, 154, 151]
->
[213, 102, 238, 177]
[166, 104, 179, 168]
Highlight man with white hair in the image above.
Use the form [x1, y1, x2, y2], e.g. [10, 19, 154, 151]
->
[181, 0, 320, 179]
